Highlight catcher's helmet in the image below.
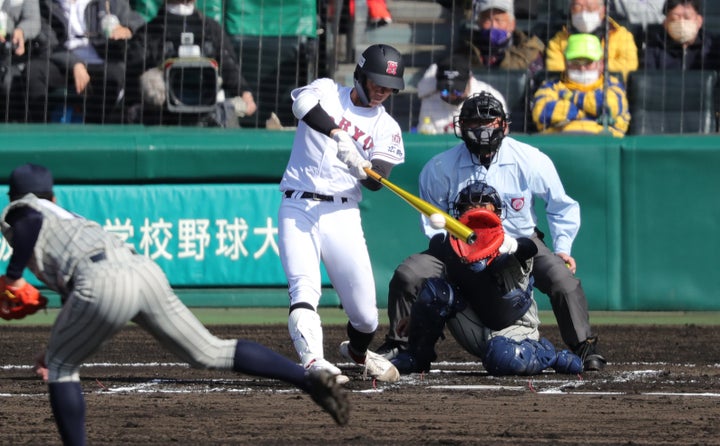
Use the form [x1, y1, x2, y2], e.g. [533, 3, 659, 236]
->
[454, 92, 508, 158]
[451, 181, 503, 219]
[354, 44, 405, 105]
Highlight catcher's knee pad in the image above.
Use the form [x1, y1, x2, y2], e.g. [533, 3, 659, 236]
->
[415, 277, 462, 318]
[482, 336, 556, 376]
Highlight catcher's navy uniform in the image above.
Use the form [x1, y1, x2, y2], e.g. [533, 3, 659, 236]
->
[0, 164, 349, 444]
[390, 183, 582, 376]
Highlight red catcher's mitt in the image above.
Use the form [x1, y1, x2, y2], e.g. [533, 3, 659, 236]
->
[449, 208, 505, 265]
[0, 276, 48, 320]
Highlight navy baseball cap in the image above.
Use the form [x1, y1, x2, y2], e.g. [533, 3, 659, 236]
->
[436, 56, 471, 96]
[8, 163, 54, 198]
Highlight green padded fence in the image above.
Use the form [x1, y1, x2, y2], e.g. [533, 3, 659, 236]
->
[0, 125, 718, 311]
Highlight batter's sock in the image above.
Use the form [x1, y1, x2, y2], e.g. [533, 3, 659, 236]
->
[233, 339, 309, 391]
[346, 322, 374, 359]
[49, 381, 86, 446]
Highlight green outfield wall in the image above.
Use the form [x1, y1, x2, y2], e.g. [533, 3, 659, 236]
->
[0, 125, 717, 311]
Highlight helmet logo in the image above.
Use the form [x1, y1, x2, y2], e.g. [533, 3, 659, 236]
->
[386, 61, 399, 75]
[510, 197, 525, 211]
[358, 55, 366, 68]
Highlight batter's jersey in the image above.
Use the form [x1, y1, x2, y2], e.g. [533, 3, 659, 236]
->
[280, 78, 405, 202]
[418, 137, 580, 255]
[0, 194, 126, 294]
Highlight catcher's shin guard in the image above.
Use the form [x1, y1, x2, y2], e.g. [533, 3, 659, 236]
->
[405, 278, 460, 371]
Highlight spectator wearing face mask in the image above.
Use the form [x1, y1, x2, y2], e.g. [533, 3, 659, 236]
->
[416, 54, 507, 134]
[643, 0, 720, 71]
[545, 0, 638, 82]
[456, 0, 545, 75]
[531, 33, 630, 137]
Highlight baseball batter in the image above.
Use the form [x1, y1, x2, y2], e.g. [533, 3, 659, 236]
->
[278, 44, 405, 383]
[0, 164, 349, 445]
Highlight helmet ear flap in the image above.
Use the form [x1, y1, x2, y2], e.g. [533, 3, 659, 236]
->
[353, 69, 370, 106]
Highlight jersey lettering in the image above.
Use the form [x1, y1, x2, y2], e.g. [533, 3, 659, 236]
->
[337, 117, 375, 152]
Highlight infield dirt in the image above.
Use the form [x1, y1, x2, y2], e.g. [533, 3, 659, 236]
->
[2, 324, 720, 445]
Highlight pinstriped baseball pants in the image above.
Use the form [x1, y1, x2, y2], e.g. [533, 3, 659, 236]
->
[45, 248, 237, 383]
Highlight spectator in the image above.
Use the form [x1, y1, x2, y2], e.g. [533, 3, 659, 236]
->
[546, 0, 639, 81]
[643, 0, 720, 70]
[367, 0, 393, 27]
[25, 0, 144, 123]
[125, 0, 256, 126]
[611, 0, 665, 28]
[532, 33, 630, 137]
[456, 0, 545, 75]
[390, 181, 583, 377]
[0, 0, 41, 121]
[416, 54, 507, 134]
[376, 92, 607, 373]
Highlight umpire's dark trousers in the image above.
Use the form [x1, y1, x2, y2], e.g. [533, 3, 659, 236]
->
[383, 231, 594, 349]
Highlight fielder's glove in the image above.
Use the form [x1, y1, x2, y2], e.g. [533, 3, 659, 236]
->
[449, 208, 505, 267]
[0, 276, 48, 320]
[333, 131, 371, 179]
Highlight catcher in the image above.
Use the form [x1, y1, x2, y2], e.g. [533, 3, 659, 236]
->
[391, 182, 583, 376]
[0, 163, 349, 445]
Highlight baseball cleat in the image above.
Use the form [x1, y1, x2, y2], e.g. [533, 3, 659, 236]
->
[306, 358, 350, 385]
[339, 341, 400, 382]
[306, 369, 350, 426]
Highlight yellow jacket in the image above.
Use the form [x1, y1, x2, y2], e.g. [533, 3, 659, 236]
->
[545, 18, 639, 81]
[531, 74, 630, 137]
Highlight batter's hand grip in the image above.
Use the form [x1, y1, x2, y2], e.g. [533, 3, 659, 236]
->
[364, 168, 476, 244]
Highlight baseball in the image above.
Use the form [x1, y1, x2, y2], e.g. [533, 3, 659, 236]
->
[429, 213, 446, 229]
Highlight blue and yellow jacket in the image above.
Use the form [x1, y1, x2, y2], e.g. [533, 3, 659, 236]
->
[530, 74, 630, 137]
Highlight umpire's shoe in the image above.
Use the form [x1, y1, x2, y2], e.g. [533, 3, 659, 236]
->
[306, 369, 350, 426]
[573, 336, 607, 371]
[375, 339, 408, 361]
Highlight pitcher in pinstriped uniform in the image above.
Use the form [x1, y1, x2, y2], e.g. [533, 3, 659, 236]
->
[0, 163, 349, 445]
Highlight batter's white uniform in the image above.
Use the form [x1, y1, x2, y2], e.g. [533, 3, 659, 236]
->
[279, 77, 404, 368]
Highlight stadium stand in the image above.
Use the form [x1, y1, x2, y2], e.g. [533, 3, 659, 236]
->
[627, 69, 718, 135]
[475, 69, 531, 133]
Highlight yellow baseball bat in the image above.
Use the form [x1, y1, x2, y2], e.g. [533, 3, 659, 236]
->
[364, 168, 476, 244]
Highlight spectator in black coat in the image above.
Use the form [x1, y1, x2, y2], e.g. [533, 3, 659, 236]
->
[25, 0, 144, 123]
[643, 0, 720, 70]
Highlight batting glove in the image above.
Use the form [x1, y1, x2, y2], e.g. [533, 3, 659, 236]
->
[333, 131, 370, 180]
[498, 234, 518, 255]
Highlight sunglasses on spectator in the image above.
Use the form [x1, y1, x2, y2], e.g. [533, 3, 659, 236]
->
[441, 89, 465, 97]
